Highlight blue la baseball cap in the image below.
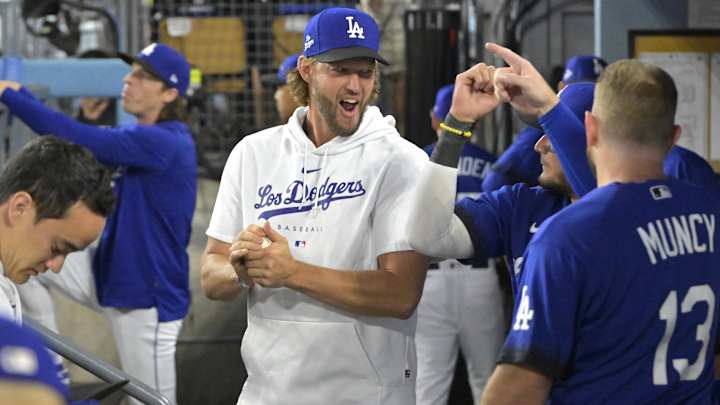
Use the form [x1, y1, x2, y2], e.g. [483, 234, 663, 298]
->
[433, 84, 454, 119]
[119, 43, 190, 96]
[303, 7, 388, 65]
[0, 318, 69, 400]
[558, 82, 595, 122]
[277, 54, 300, 83]
[562, 55, 608, 84]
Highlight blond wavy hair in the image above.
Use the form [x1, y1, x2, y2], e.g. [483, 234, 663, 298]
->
[287, 57, 381, 106]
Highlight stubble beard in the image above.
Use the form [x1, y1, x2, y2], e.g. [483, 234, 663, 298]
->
[312, 89, 365, 137]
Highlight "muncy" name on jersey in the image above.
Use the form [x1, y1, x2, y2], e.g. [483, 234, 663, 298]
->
[254, 176, 366, 219]
[637, 213, 715, 265]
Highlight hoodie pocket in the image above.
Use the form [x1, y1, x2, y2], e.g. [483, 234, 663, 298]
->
[240, 316, 383, 404]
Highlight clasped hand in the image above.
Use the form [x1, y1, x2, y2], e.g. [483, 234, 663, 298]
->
[229, 221, 295, 288]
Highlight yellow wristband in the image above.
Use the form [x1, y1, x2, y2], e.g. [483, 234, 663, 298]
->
[439, 122, 472, 139]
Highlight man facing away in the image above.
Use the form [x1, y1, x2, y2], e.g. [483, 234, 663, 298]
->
[200, 7, 428, 405]
[481, 54, 720, 404]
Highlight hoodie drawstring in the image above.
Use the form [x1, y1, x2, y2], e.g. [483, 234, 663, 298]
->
[311, 149, 328, 217]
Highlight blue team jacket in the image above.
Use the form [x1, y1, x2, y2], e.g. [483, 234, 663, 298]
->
[2, 88, 197, 321]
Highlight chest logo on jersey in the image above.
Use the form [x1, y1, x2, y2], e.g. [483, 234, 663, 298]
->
[254, 176, 366, 220]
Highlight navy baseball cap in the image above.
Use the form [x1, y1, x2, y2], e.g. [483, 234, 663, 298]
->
[433, 84, 454, 119]
[558, 82, 595, 122]
[562, 55, 608, 84]
[303, 7, 388, 65]
[277, 54, 300, 83]
[119, 43, 190, 96]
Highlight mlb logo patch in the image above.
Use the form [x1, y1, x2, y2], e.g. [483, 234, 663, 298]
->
[650, 185, 672, 200]
[295, 240, 307, 247]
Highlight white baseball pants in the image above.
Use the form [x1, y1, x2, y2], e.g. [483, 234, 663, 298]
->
[16, 248, 182, 405]
[415, 260, 507, 405]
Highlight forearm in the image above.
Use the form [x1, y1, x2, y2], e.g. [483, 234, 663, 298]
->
[286, 255, 428, 319]
[406, 161, 474, 259]
[430, 114, 472, 168]
[480, 364, 551, 405]
[200, 253, 244, 301]
[539, 101, 596, 197]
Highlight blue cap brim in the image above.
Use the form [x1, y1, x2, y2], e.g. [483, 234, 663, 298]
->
[315, 47, 389, 65]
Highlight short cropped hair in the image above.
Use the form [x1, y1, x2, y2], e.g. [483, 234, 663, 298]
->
[594, 59, 677, 149]
[0, 136, 116, 221]
[287, 57, 381, 106]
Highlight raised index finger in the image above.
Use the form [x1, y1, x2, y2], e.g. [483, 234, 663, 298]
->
[485, 42, 524, 71]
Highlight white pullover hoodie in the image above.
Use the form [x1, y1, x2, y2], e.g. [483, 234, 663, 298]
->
[207, 106, 428, 405]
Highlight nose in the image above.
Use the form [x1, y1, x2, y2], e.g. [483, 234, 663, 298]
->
[346, 73, 361, 92]
[45, 255, 66, 273]
[123, 72, 134, 86]
[534, 134, 550, 154]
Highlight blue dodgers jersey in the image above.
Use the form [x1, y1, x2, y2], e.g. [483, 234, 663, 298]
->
[0, 318, 69, 401]
[424, 142, 496, 201]
[454, 183, 570, 293]
[503, 179, 720, 404]
[481, 126, 542, 192]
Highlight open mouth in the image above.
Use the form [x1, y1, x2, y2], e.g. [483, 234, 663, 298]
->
[339, 99, 359, 115]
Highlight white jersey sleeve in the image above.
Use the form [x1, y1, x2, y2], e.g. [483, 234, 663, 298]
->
[371, 146, 428, 258]
[0, 276, 21, 323]
[206, 143, 246, 244]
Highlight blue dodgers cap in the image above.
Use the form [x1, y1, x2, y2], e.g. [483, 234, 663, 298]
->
[558, 82, 595, 122]
[303, 7, 389, 65]
[277, 54, 300, 83]
[119, 43, 190, 96]
[562, 55, 608, 84]
[0, 319, 69, 400]
[433, 84, 454, 119]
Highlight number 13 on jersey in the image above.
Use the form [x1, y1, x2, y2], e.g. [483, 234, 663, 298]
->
[653, 284, 715, 385]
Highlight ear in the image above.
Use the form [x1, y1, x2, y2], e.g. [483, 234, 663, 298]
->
[162, 87, 180, 104]
[6, 191, 34, 225]
[297, 56, 313, 82]
[671, 124, 681, 145]
[585, 111, 598, 148]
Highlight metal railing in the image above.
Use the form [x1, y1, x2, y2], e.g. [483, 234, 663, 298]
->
[24, 317, 174, 405]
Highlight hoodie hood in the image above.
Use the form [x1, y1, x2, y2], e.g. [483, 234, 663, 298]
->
[285, 105, 398, 156]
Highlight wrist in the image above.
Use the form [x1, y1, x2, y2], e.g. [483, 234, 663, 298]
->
[284, 259, 303, 290]
[538, 95, 560, 117]
[440, 113, 474, 139]
[444, 113, 474, 131]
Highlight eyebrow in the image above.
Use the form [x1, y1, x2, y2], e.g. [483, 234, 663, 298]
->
[59, 240, 80, 253]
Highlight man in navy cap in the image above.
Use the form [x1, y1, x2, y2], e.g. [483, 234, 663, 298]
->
[201, 7, 428, 405]
[416, 84, 504, 404]
[0, 42, 197, 405]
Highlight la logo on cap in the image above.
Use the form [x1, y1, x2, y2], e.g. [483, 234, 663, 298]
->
[346, 16, 365, 39]
[304, 35, 314, 51]
[141, 43, 157, 56]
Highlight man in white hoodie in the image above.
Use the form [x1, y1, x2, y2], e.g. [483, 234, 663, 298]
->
[201, 7, 429, 405]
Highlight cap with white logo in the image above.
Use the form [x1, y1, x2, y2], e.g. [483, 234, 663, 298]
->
[0, 318, 69, 399]
[303, 7, 389, 65]
[118, 43, 191, 96]
[562, 55, 608, 84]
